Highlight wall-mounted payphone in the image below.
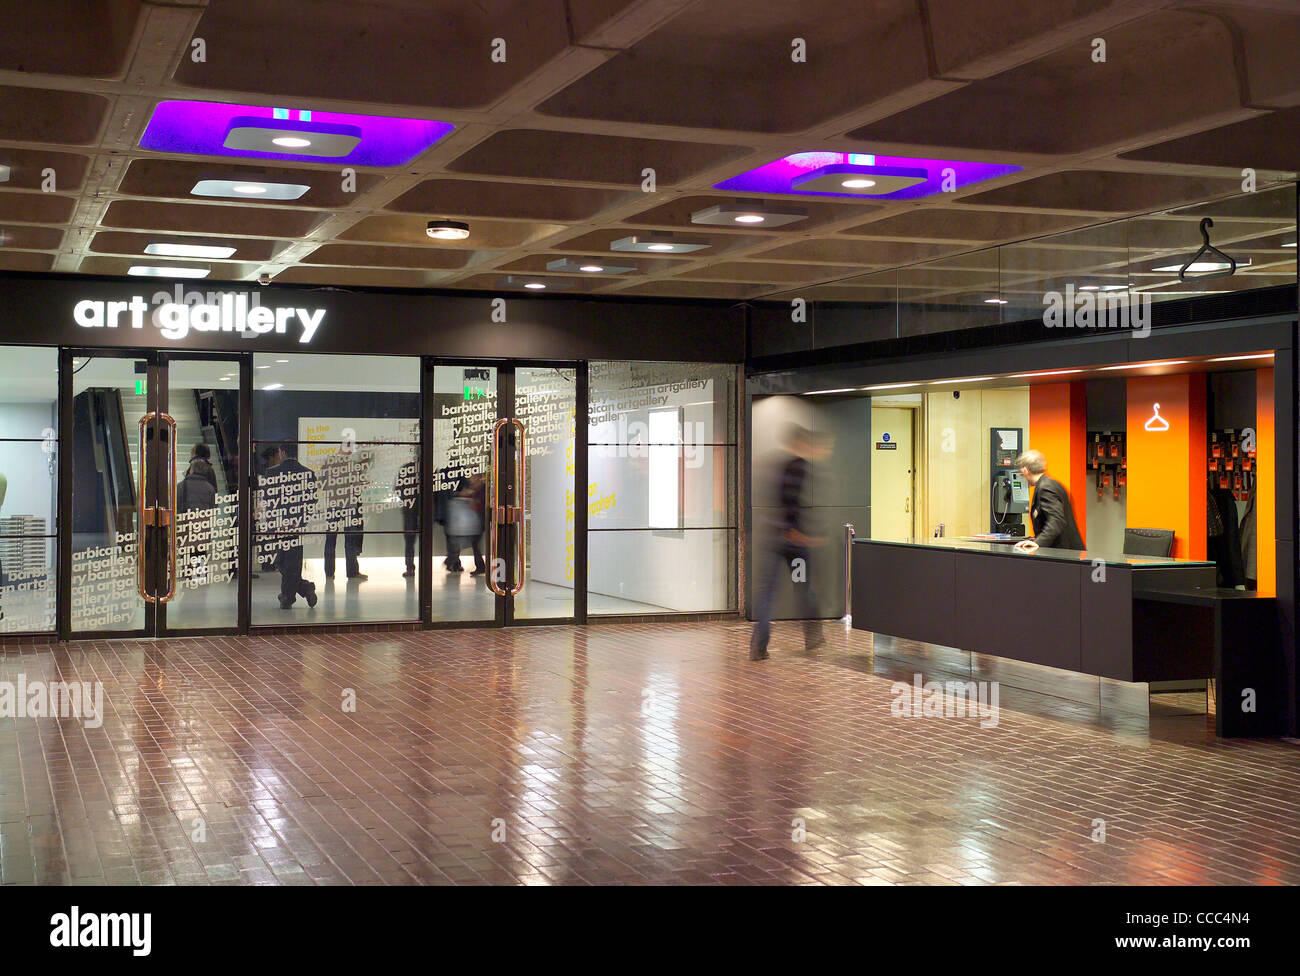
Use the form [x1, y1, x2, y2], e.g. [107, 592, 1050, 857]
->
[990, 427, 1028, 535]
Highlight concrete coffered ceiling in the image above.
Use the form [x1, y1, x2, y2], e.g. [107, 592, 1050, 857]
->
[0, 0, 1296, 299]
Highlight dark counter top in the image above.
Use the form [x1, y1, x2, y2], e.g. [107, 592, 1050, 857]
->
[853, 535, 1215, 569]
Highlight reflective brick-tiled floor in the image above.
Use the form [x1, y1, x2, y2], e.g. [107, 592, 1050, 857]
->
[3, 621, 1300, 885]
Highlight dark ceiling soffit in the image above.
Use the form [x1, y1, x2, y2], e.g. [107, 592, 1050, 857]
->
[745, 284, 1297, 376]
[0, 270, 747, 363]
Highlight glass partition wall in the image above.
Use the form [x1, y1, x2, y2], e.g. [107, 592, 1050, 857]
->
[251, 353, 421, 625]
[7, 352, 738, 637]
[751, 181, 1298, 355]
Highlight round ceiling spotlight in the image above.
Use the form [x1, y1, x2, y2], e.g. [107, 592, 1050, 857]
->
[646, 243, 675, 251]
[232, 184, 268, 194]
[579, 264, 604, 273]
[841, 178, 877, 189]
[733, 213, 766, 224]
[426, 219, 470, 241]
[524, 282, 546, 290]
[272, 136, 312, 148]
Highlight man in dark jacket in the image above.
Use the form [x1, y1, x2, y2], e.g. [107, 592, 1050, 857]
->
[259, 443, 319, 609]
[750, 424, 830, 660]
[1013, 449, 1085, 552]
[177, 443, 218, 514]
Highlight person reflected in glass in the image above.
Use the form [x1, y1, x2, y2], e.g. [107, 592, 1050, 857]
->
[398, 453, 419, 578]
[445, 472, 487, 575]
[750, 425, 831, 661]
[176, 443, 218, 584]
[320, 440, 375, 581]
[259, 443, 318, 610]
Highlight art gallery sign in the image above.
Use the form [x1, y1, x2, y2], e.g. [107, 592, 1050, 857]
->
[73, 285, 325, 343]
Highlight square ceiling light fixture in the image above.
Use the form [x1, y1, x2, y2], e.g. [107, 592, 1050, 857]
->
[191, 178, 310, 200]
[145, 242, 237, 259]
[224, 117, 360, 157]
[610, 233, 710, 254]
[128, 265, 211, 279]
[791, 163, 928, 195]
[714, 152, 1022, 200]
[690, 203, 806, 228]
[546, 257, 636, 274]
[140, 101, 454, 166]
[498, 276, 570, 291]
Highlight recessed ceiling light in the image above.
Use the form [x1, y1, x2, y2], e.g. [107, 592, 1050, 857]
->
[426, 219, 470, 241]
[610, 234, 711, 254]
[256, 364, 271, 369]
[275, 359, 289, 363]
[806, 388, 856, 395]
[1283, 241, 1296, 248]
[1078, 285, 1099, 291]
[262, 383, 284, 391]
[1009, 369, 1084, 378]
[0, 164, 9, 183]
[524, 282, 546, 290]
[223, 117, 361, 158]
[127, 265, 210, 279]
[690, 203, 806, 228]
[792, 163, 928, 196]
[930, 377, 993, 385]
[1098, 360, 1190, 371]
[1207, 353, 1274, 362]
[191, 179, 310, 201]
[545, 257, 635, 275]
[1153, 259, 1251, 272]
[860, 382, 918, 391]
[984, 298, 1007, 304]
[145, 242, 237, 259]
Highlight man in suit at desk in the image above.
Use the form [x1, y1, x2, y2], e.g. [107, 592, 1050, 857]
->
[1012, 449, 1084, 553]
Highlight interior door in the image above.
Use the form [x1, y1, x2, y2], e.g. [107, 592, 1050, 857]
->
[427, 361, 578, 626]
[63, 350, 247, 638]
[870, 406, 915, 540]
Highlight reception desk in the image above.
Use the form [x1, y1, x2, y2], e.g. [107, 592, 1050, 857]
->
[851, 538, 1216, 683]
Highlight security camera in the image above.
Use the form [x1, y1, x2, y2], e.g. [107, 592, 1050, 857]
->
[257, 273, 271, 286]
[953, 390, 961, 399]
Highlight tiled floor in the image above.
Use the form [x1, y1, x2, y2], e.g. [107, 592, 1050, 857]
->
[2, 620, 1299, 885]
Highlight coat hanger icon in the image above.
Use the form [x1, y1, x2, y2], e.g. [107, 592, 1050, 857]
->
[1179, 217, 1237, 281]
[1144, 403, 1169, 432]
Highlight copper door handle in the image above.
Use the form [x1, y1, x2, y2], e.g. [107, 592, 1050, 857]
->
[137, 412, 156, 602]
[156, 412, 178, 603]
[487, 417, 527, 597]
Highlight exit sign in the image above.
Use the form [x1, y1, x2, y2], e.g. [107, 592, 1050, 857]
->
[134, 379, 146, 395]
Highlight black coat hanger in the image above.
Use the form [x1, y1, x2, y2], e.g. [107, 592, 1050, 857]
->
[1179, 217, 1237, 281]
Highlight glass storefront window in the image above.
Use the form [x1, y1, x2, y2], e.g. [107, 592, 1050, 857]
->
[252, 354, 420, 624]
[588, 361, 737, 613]
[0, 348, 58, 633]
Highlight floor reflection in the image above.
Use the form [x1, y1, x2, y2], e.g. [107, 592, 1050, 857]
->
[2, 620, 1299, 884]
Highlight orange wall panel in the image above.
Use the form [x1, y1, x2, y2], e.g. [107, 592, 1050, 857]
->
[1127, 374, 1207, 560]
[1256, 367, 1275, 595]
[1028, 382, 1088, 544]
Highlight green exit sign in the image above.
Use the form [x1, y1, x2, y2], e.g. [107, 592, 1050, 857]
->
[134, 379, 146, 396]
[464, 385, 487, 401]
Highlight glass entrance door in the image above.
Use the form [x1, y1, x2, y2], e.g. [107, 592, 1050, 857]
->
[428, 361, 577, 625]
[64, 350, 246, 638]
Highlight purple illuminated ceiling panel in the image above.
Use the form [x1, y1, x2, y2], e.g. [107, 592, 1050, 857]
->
[140, 101, 453, 166]
[714, 151, 1021, 200]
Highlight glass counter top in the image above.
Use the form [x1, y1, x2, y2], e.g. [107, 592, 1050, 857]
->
[853, 536, 1215, 568]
